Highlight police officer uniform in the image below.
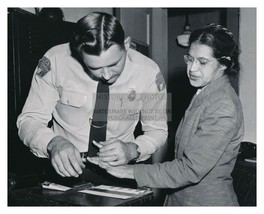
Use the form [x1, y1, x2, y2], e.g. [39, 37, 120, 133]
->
[17, 43, 168, 163]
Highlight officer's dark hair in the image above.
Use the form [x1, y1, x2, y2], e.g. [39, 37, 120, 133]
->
[72, 12, 125, 56]
[189, 23, 240, 77]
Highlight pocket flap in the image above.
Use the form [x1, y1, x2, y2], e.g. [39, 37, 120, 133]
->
[60, 91, 87, 107]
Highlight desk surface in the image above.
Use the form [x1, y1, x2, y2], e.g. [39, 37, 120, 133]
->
[8, 184, 154, 206]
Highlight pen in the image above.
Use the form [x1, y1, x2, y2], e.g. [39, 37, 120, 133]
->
[93, 140, 103, 149]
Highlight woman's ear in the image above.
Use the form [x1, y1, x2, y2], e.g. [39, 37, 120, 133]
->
[124, 36, 131, 51]
[220, 64, 227, 72]
[217, 64, 227, 77]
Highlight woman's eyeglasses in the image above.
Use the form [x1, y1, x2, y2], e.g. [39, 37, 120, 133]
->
[184, 54, 217, 69]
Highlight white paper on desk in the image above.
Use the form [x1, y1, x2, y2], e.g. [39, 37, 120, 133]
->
[93, 185, 146, 195]
[79, 189, 132, 199]
[42, 182, 72, 191]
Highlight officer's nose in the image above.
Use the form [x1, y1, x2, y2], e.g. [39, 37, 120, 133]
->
[102, 67, 111, 80]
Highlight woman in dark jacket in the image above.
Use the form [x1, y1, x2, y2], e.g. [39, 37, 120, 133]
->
[88, 24, 244, 206]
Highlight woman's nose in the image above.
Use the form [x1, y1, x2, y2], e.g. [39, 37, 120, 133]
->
[189, 59, 200, 71]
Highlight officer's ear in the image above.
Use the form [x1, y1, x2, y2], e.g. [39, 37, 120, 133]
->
[124, 37, 131, 51]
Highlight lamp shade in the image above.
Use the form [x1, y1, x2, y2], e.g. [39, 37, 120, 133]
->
[177, 25, 191, 47]
[39, 8, 64, 21]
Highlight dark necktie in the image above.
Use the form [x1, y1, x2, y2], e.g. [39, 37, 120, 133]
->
[88, 81, 109, 157]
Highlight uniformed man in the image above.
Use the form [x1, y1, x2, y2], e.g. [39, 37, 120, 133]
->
[17, 12, 168, 179]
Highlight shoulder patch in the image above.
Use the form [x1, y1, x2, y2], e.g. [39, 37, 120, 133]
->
[36, 56, 51, 77]
[155, 72, 165, 91]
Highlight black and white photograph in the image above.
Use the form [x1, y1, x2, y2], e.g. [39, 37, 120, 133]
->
[2, 0, 261, 211]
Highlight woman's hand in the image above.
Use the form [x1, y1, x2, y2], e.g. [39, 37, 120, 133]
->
[87, 157, 135, 179]
[93, 138, 139, 166]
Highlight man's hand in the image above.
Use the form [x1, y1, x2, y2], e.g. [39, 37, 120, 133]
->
[47, 136, 85, 177]
[92, 138, 140, 166]
[87, 157, 134, 179]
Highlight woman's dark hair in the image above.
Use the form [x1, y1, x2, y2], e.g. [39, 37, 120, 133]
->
[189, 23, 240, 77]
[71, 12, 125, 56]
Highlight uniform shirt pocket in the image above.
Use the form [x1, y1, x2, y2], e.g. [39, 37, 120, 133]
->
[121, 98, 142, 115]
[56, 90, 89, 128]
[108, 97, 142, 123]
[60, 91, 87, 108]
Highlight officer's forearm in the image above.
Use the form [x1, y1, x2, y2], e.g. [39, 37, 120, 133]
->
[47, 135, 68, 156]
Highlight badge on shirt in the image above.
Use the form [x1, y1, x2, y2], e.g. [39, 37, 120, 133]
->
[36, 56, 51, 77]
[155, 72, 165, 91]
[128, 88, 136, 101]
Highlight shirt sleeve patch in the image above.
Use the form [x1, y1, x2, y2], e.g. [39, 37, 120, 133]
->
[155, 72, 165, 91]
[36, 56, 51, 77]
